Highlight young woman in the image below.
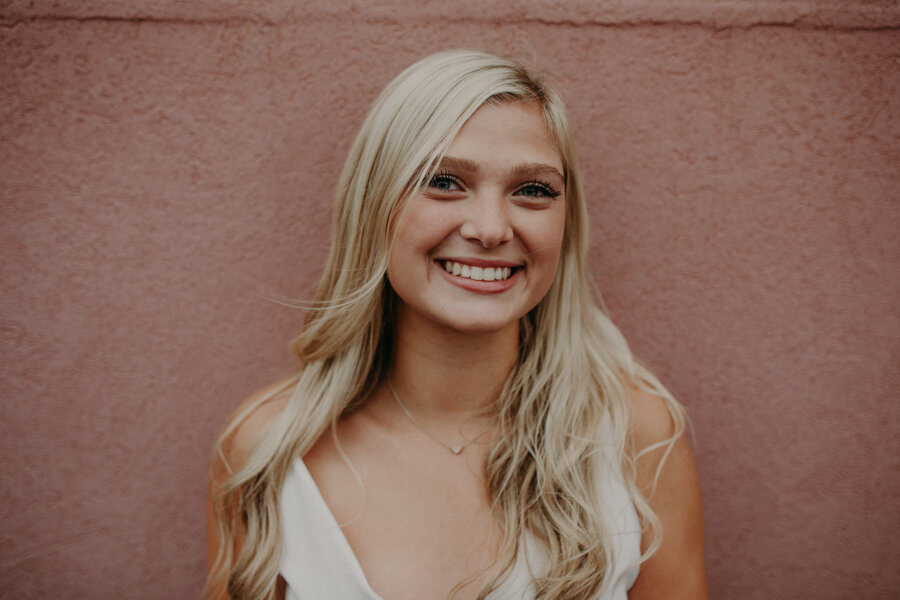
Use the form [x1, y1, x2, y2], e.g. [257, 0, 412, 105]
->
[205, 49, 707, 600]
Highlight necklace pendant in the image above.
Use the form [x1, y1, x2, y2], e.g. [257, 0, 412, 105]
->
[388, 380, 469, 457]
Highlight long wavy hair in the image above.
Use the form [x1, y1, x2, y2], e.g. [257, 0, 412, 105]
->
[206, 49, 685, 600]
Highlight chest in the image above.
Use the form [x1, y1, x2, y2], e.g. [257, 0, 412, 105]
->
[303, 437, 503, 600]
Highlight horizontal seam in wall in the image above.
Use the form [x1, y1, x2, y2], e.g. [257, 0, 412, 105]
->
[1, 14, 899, 32]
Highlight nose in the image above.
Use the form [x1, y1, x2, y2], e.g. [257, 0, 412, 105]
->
[458, 191, 514, 248]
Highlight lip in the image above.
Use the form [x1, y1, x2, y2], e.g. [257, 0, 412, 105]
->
[434, 259, 521, 294]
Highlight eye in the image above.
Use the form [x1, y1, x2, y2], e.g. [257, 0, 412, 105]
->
[516, 181, 562, 199]
[427, 171, 463, 193]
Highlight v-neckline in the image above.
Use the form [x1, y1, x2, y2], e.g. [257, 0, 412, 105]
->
[294, 457, 385, 599]
[290, 457, 533, 599]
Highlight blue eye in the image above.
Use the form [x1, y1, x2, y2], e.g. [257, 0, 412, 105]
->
[428, 171, 463, 192]
[517, 181, 561, 199]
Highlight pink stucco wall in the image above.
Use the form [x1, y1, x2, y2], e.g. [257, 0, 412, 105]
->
[2, 1, 898, 598]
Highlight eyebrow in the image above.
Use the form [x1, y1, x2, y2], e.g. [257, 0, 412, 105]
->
[439, 156, 564, 181]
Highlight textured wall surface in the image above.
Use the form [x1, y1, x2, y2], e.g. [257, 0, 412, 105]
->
[2, 1, 898, 598]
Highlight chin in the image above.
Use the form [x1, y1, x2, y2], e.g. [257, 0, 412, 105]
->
[436, 313, 521, 336]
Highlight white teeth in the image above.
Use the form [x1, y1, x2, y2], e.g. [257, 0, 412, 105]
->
[440, 261, 515, 282]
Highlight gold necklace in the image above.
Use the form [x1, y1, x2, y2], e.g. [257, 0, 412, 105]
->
[388, 380, 468, 455]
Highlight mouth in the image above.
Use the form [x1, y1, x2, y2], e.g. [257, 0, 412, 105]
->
[438, 260, 519, 282]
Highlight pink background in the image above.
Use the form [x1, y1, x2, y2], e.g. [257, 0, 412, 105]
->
[2, 1, 898, 598]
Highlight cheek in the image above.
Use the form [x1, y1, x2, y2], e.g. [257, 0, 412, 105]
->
[387, 203, 452, 276]
[398, 203, 458, 250]
[523, 210, 566, 262]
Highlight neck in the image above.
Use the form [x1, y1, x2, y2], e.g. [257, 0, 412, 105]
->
[388, 306, 519, 419]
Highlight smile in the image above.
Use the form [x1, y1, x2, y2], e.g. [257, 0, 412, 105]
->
[440, 261, 516, 282]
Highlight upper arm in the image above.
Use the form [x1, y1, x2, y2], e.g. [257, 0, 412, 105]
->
[627, 387, 708, 600]
[204, 378, 294, 599]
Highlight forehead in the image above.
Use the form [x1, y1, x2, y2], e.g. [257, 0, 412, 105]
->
[444, 101, 563, 173]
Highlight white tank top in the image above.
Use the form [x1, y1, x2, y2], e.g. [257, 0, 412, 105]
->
[279, 452, 641, 599]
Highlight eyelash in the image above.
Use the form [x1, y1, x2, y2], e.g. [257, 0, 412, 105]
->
[428, 170, 463, 191]
[427, 172, 561, 199]
[518, 180, 561, 199]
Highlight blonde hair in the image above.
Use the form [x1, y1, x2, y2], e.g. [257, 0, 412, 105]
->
[206, 49, 685, 600]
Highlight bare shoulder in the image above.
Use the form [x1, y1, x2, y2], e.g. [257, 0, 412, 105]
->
[216, 377, 296, 470]
[205, 378, 295, 599]
[624, 383, 709, 599]
[626, 384, 681, 457]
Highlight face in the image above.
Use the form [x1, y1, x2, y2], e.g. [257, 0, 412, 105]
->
[386, 101, 566, 335]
